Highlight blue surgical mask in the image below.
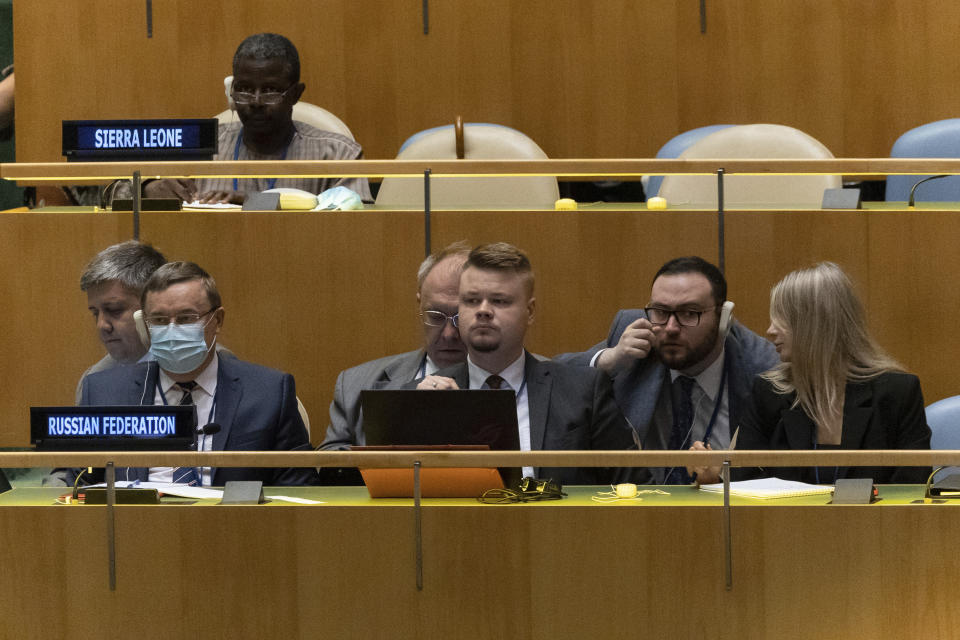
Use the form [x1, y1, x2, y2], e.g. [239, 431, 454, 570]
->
[148, 318, 216, 374]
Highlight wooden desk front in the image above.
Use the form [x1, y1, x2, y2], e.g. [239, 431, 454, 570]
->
[0, 485, 955, 638]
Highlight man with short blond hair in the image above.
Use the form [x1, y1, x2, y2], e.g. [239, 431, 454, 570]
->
[416, 242, 641, 485]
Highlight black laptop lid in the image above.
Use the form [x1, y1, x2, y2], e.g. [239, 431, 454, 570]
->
[361, 389, 520, 450]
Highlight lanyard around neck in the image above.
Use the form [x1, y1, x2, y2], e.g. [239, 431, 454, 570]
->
[699, 349, 729, 447]
[232, 130, 292, 192]
[157, 376, 217, 426]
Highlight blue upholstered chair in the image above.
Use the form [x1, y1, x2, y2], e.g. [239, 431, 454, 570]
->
[885, 119, 960, 203]
[643, 125, 734, 198]
[925, 395, 960, 481]
[376, 120, 559, 208]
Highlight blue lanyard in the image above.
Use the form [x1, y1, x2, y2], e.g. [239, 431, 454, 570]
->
[232, 131, 292, 192]
[157, 378, 217, 427]
[812, 437, 840, 485]
[700, 349, 729, 448]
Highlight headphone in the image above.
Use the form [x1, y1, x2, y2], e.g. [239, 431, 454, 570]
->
[133, 309, 150, 348]
[718, 300, 735, 338]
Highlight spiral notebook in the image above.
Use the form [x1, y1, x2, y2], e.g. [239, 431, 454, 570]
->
[699, 477, 834, 499]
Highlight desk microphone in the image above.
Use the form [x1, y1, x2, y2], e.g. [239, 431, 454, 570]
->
[192, 423, 221, 451]
[908, 174, 949, 207]
[197, 423, 221, 436]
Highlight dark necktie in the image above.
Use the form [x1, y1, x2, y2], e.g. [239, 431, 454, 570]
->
[666, 376, 696, 484]
[485, 375, 505, 390]
[173, 381, 200, 486]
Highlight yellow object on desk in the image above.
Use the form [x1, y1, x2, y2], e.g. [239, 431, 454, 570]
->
[279, 192, 319, 210]
[647, 196, 667, 210]
[554, 197, 577, 210]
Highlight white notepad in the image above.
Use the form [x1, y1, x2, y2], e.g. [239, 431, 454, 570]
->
[699, 477, 834, 499]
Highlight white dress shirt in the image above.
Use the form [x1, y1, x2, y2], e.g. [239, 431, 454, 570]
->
[668, 348, 730, 449]
[149, 353, 219, 485]
[467, 353, 532, 478]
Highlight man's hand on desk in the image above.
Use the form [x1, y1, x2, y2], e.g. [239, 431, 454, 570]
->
[595, 317, 656, 374]
[144, 178, 197, 202]
[197, 189, 246, 205]
[687, 440, 722, 485]
[416, 375, 459, 390]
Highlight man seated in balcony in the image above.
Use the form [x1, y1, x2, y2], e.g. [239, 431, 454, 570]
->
[139, 33, 371, 205]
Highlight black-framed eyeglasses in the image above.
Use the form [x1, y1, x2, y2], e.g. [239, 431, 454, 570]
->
[231, 83, 297, 105]
[145, 307, 216, 327]
[421, 310, 460, 328]
[644, 306, 716, 327]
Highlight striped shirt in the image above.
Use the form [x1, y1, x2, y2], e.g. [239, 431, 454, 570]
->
[197, 121, 372, 202]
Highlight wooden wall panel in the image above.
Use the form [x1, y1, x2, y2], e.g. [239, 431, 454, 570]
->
[17, 1, 960, 163]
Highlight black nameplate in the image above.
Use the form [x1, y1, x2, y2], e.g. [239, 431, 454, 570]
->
[62, 118, 218, 161]
[31, 405, 196, 451]
[83, 488, 160, 504]
[112, 198, 182, 211]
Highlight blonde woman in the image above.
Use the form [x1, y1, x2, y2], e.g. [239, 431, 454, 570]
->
[693, 262, 930, 484]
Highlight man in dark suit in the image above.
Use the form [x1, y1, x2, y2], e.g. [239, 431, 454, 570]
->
[319, 241, 470, 452]
[416, 242, 641, 485]
[79, 261, 317, 486]
[556, 256, 779, 484]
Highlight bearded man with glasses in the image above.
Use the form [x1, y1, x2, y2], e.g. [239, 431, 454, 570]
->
[77, 261, 318, 487]
[142, 32, 371, 205]
[556, 256, 778, 484]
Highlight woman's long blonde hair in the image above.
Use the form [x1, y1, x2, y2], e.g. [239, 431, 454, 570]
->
[762, 262, 903, 431]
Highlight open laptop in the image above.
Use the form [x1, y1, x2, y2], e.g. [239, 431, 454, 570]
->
[355, 389, 521, 497]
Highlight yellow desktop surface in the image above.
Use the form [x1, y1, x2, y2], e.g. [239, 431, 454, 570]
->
[0, 483, 937, 506]
[1, 483, 958, 638]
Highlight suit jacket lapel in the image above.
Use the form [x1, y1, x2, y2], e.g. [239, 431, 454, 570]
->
[524, 353, 551, 451]
[840, 382, 874, 450]
[453, 363, 470, 389]
[781, 407, 816, 450]
[384, 350, 425, 383]
[615, 361, 665, 442]
[134, 361, 160, 405]
[212, 358, 241, 451]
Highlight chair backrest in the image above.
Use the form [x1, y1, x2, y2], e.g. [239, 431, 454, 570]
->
[376, 122, 560, 208]
[926, 395, 960, 450]
[885, 118, 960, 202]
[658, 124, 841, 208]
[218, 75, 355, 140]
[643, 124, 734, 198]
[925, 395, 960, 482]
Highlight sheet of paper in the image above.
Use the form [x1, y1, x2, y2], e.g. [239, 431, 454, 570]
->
[266, 495, 325, 505]
[699, 477, 834, 499]
[182, 201, 242, 210]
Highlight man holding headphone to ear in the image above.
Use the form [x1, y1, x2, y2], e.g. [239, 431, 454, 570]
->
[556, 256, 778, 484]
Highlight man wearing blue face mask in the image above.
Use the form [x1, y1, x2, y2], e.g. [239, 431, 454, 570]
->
[78, 261, 318, 486]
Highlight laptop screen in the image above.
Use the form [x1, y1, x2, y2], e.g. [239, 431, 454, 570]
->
[360, 389, 520, 450]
